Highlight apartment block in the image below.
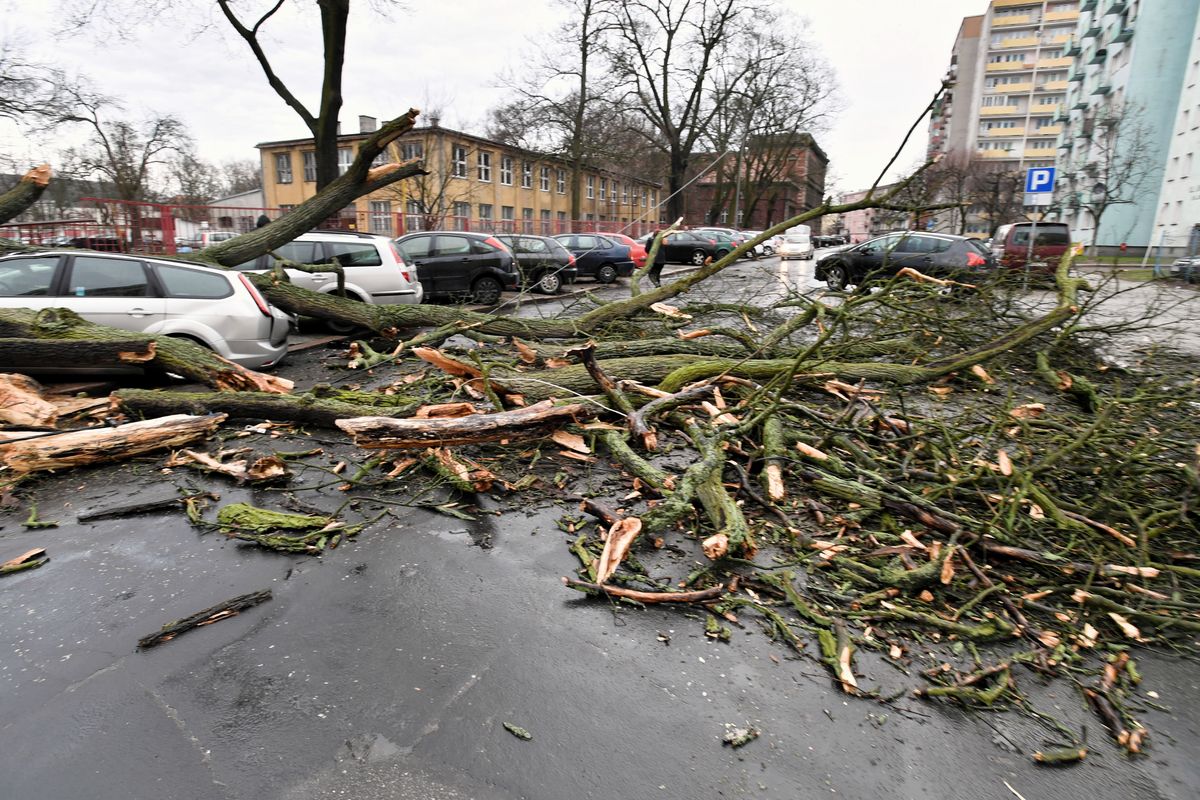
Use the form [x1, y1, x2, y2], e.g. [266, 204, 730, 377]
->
[1149, 12, 1200, 253]
[258, 117, 663, 238]
[1056, 0, 1199, 251]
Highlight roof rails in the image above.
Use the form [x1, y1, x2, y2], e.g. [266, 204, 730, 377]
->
[306, 228, 378, 238]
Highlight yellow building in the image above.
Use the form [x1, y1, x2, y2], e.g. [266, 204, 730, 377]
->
[257, 118, 663, 238]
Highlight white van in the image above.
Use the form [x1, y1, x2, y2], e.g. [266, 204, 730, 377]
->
[778, 226, 814, 260]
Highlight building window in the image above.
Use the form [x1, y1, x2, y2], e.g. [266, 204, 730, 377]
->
[540, 208, 551, 234]
[478, 151, 492, 182]
[556, 169, 566, 194]
[521, 161, 533, 188]
[500, 156, 513, 185]
[599, 178, 607, 201]
[587, 176, 595, 199]
[622, 183, 628, 204]
[369, 200, 392, 234]
[500, 205, 515, 232]
[453, 201, 470, 231]
[479, 203, 493, 221]
[401, 141, 424, 161]
[557, 211, 567, 226]
[371, 148, 391, 168]
[302, 151, 317, 182]
[452, 145, 467, 178]
[275, 153, 293, 184]
[337, 148, 353, 176]
[642, 188, 647, 207]
[540, 166, 550, 191]
[522, 207, 533, 233]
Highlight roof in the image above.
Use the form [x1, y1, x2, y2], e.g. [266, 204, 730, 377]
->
[256, 124, 662, 187]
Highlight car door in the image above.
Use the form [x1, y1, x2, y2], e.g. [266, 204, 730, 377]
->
[60, 254, 166, 333]
[661, 233, 690, 262]
[398, 234, 436, 293]
[888, 233, 936, 274]
[567, 235, 599, 276]
[851, 235, 896, 278]
[324, 239, 385, 298]
[429, 235, 477, 294]
[272, 240, 325, 290]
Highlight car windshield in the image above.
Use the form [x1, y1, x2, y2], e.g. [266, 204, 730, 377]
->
[1011, 226, 1070, 246]
[784, 234, 808, 243]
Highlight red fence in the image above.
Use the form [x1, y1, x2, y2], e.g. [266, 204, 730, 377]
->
[1, 198, 661, 255]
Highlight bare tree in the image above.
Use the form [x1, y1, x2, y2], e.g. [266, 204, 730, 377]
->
[380, 139, 482, 232]
[218, 159, 262, 196]
[1062, 106, 1158, 254]
[0, 39, 75, 127]
[607, 0, 761, 221]
[59, 93, 191, 204]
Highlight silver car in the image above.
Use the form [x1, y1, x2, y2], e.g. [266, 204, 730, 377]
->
[235, 230, 422, 331]
[0, 250, 290, 368]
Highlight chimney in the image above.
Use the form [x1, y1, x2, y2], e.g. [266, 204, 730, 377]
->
[336, 121, 342, 135]
[359, 115, 377, 134]
[429, 113, 441, 128]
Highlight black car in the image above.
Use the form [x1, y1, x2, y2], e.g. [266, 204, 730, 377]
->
[394, 231, 519, 304]
[495, 234, 578, 294]
[551, 234, 635, 283]
[814, 231, 995, 291]
[647, 231, 722, 266]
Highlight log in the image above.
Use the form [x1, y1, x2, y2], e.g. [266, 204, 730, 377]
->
[115, 387, 421, 428]
[137, 589, 272, 649]
[0, 413, 227, 473]
[0, 337, 156, 369]
[0, 308, 291, 394]
[336, 399, 594, 450]
[0, 164, 51, 225]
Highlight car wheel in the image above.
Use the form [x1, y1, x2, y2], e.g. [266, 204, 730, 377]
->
[536, 271, 562, 294]
[825, 263, 848, 291]
[325, 294, 365, 333]
[717, 247, 732, 260]
[689, 249, 707, 266]
[596, 263, 618, 283]
[763, 246, 774, 256]
[471, 276, 503, 305]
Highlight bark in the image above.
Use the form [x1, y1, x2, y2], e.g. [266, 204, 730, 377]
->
[336, 400, 595, 450]
[137, 589, 272, 649]
[0, 308, 291, 394]
[561, 576, 727, 604]
[0, 413, 226, 474]
[114, 387, 422, 428]
[0, 337, 156, 369]
[0, 164, 51, 225]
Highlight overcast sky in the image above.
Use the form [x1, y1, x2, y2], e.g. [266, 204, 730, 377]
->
[1, 0, 984, 193]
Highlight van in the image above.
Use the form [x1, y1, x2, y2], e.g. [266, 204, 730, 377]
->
[990, 222, 1071, 272]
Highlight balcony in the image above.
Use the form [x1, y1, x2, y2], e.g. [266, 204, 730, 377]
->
[1069, 70, 1084, 82]
[1081, 0, 1097, 10]
[1025, 147, 1058, 159]
[1073, 99, 1089, 110]
[980, 105, 1023, 116]
[993, 0, 1038, 7]
[999, 35, 1040, 48]
[1083, 24, 1101, 39]
[1092, 82, 1112, 96]
[1054, 110, 1070, 123]
[993, 14, 1036, 28]
[984, 127, 1026, 137]
[988, 81, 1033, 93]
[1113, 25, 1134, 43]
[1046, 9, 1080, 21]
[987, 60, 1035, 72]
[1059, 139, 1073, 150]
[1105, 0, 1127, 15]
[1039, 56, 1074, 68]
[1089, 48, 1107, 65]
[978, 149, 1017, 159]
[1065, 37, 1082, 55]
[1039, 80, 1070, 91]
[1035, 124, 1063, 136]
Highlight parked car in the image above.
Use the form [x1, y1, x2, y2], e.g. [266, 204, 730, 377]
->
[0, 250, 291, 368]
[395, 231, 519, 304]
[584, 232, 648, 270]
[778, 230, 815, 260]
[495, 234, 577, 293]
[1170, 256, 1199, 282]
[738, 231, 774, 257]
[990, 222, 1071, 272]
[233, 230, 423, 332]
[67, 236, 126, 252]
[551, 234, 635, 282]
[644, 230, 722, 266]
[815, 231, 995, 291]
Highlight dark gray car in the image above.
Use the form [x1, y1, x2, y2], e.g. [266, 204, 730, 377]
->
[815, 231, 996, 291]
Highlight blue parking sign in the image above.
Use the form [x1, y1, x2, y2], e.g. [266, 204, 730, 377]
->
[1025, 167, 1055, 193]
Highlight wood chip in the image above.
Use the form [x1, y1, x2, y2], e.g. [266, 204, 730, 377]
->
[1009, 402, 1046, 419]
[997, 450, 1013, 476]
[551, 430, 589, 454]
[971, 364, 995, 385]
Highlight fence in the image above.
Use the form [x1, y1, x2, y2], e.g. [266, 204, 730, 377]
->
[0, 199, 663, 254]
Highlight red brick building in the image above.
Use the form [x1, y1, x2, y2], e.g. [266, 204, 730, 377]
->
[678, 133, 828, 232]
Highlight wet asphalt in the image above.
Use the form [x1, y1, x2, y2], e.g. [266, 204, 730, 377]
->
[1, 255, 1198, 800]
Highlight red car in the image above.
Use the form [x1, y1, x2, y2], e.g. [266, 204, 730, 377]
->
[585, 231, 648, 269]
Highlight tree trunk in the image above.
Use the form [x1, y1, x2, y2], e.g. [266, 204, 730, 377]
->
[0, 337, 156, 369]
[0, 413, 227, 474]
[336, 400, 594, 450]
[313, 0, 349, 190]
[115, 387, 422, 429]
[0, 164, 51, 225]
[0, 308, 292, 394]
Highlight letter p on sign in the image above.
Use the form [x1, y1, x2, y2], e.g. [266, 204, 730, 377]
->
[1025, 167, 1055, 194]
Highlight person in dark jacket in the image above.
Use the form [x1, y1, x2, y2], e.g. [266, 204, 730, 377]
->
[256, 214, 271, 228]
[643, 230, 667, 287]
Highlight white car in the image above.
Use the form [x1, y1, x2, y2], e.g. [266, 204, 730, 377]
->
[235, 230, 423, 331]
[0, 250, 291, 368]
[778, 231, 814, 260]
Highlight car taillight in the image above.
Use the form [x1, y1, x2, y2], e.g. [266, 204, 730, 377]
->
[568, 254, 576, 265]
[484, 236, 508, 252]
[238, 273, 273, 317]
[967, 251, 987, 267]
[388, 241, 413, 281]
[708, 239, 717, 244]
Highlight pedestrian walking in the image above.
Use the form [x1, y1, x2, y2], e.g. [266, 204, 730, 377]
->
[643, 230, 667, 287]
